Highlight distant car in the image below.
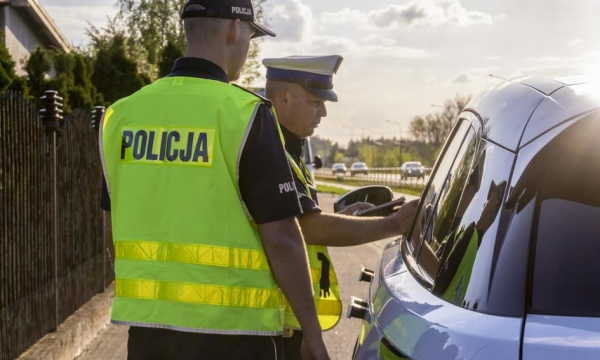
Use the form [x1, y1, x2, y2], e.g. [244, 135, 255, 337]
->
[347, 75, 600, 360]
[400, 161, 424, 180]
[331, 163, 347, 174]
[350, 162, 369, 176]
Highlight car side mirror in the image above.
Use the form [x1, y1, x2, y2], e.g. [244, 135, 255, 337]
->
[313, 155, 323, 170]
[334, 185, 394, 213]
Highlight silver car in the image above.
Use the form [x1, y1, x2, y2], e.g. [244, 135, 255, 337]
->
[400, 161, 424, 180]
[345, 75, 600, 359]
[350, 162, 369, 176]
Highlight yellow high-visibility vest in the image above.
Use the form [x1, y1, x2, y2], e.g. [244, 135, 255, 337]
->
[284, 152, 342, 331]
[100, 77, 285, 335]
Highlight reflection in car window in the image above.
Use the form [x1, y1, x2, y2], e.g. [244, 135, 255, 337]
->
[454, 144, 514, 314]
[417, 128, 478, 284]
[409, 119, 471, 258]
[427, 145, 507, 309]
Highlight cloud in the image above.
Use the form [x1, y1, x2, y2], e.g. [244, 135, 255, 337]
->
[518, 52, 600, 77]
[451, 73, 471, 84]
[350, 45, 430, 59]
[368, 0, 497, 28]
[43, 5, 117, 46]
[569, 38, 584, 47]
[268, 0, 314, 41]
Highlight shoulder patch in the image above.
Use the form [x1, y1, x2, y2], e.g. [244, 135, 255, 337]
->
[232, 84, 273, 108]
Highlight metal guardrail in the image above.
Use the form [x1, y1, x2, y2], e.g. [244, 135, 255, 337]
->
[315, 167, 428, 192]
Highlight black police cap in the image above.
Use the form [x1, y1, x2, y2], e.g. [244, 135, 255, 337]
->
[182, 0, 275, 39]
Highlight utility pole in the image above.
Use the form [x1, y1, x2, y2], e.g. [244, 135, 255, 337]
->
[361, 128, 374, 166]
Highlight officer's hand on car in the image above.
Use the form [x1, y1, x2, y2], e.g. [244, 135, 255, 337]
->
[336, 202, 375, 215]
[390, 199, 419, 234]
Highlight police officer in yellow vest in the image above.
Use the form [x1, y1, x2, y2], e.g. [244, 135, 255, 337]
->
[99, 2, 330, 359]
[263, 55, 419, 359]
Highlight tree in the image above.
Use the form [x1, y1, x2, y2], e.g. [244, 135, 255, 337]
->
[115, 0, 186, 77]
[158, 40, 184, 78]
[45, 50, 100, 111]
[237, 0, 267, 87]
[0, 31, 17, 92]
[92, 35, 147, 105]
[409, 116, 427, 143]
[96, 0, 268, 83]
[409, 93, 472, 146]
[25, 47, 51, 100]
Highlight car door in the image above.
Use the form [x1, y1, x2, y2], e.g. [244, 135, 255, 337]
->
[375, 112, 522, 359]
[518, 113, 600, 359]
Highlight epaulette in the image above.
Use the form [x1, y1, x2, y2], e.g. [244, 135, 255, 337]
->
[232, 84, 273, 108]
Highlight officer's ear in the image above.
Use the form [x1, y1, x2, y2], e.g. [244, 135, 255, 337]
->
[226, 18, 242, 44]
[280, 87, 291, 105]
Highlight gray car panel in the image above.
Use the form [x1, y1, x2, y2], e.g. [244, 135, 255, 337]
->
[519, 75, 565, 95]
[520, 84, 600, 147]
[523, 315, 600, 360]
[354, 240, 521, 360]
[465, 81, 545, 151]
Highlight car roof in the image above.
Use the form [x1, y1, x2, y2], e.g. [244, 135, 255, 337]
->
[465, 75, 600, 152]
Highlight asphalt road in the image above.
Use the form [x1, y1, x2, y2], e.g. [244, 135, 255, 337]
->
[76, 193, 400, 360]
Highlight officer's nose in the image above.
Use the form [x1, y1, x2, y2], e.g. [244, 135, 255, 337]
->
[318, 102, 327, 117]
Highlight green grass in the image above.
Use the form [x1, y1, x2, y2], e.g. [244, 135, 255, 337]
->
[316, 184, 350, 196]
[317, 183, 423, 197]
[315, 176, 425, 196]
[388, 185, 423, 196]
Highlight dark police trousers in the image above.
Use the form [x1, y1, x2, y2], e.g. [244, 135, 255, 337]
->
[127, 326, 284, 360]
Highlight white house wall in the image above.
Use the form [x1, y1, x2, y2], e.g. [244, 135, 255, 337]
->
[4, 6, 49, 76]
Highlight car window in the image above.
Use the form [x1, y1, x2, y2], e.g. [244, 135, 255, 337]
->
[416, 126, 478, 284]
[522, 112, 600, 317]
[532, 198, 600, 316]
[528, 120, 600, 316]
[426, 142, 514, 311]
[408, 119, 472, 257]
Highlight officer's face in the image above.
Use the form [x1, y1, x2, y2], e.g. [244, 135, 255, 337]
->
[286, 86, 327, 139]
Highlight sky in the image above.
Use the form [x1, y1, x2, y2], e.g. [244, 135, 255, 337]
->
[39, 0, 600, 145]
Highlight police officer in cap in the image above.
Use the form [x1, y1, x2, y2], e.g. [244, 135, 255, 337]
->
[100, 3, 329, 359]
[263, 55, 419, 359]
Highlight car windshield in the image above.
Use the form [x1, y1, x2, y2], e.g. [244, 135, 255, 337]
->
[407, 164, 421, 168]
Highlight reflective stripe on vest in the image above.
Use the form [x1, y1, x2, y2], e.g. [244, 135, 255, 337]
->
[101, 77, 284, 335]
[114, 240, 271, 270]
[115, 279, 282, 308]
[284, 151, 343, 331]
